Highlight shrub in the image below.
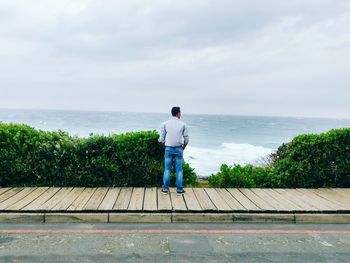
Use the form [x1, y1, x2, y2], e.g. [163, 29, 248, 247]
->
[0, 123, 196, 187]
[208, 164, 282, 188]
[112, 131, 164, 187]
[0, 124, 77, 186]
[272, 128, 350, 188]
[71, 135, 120, 187]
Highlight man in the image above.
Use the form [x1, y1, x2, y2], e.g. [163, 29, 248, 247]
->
[159, 106, 189, 195]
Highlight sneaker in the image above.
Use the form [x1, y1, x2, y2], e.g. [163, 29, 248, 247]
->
[176, 190, 186, 195]
[161, 188, 169, 195]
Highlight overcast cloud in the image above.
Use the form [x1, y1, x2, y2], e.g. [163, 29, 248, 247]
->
[1, 0, 350, 118]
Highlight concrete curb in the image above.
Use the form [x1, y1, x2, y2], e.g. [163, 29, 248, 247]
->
[109, 213, 171, 223]
[45, 213, 108, 223]
[233, 213, 295, 223]
[295, 214, 350, 224]
[0, 212, 350, 224]
[172, 213, 234, 223]
[0, 213, 45, 223]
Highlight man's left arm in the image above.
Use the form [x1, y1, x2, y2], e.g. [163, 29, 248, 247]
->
[182, 124, 189, 149]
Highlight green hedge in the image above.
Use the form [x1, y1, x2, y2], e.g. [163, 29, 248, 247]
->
[209, 128, 350, 188]
[273, 128, 350, 188]
[208, 164, 282, 188]
[0, 123, 197, 187]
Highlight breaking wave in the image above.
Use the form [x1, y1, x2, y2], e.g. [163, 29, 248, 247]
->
[184, 142, 273, 178]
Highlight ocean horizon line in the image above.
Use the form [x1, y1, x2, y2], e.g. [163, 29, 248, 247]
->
[1, 107, 349, 121]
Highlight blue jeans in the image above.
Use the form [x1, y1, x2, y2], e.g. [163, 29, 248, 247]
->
[163, 146, 183, 192]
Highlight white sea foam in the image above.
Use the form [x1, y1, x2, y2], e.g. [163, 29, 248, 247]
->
[184, 142, 273, 178]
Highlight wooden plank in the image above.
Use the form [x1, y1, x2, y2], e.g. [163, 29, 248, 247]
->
[67, 188, 96, 211]
[23, 188, 61, 211]
[128, 188, 145, 211]
[51, 188, 85, 211]
[295, 189, 339, 210]
[98, 188, 121, 210]
[323, 188, 350, 201]
[193, 188, 216, 211]
[292, 189, 330, 210]
[6, 187, 49, 211]
[250, 189, 290, 211]
[239, 189, 277, 210]
[267, 189, 305, 211]
[334, 189, 350, 205]
[318, 188, 350, 207]
[39, 188, 73, 210]
[0, 188, 36, 210]
[310, 189, 349, 210]
[333, 188, 350, 191]
[113, 188, 133, 210]
[204, 188, 231, 211]
[0, 188, 23, 204]
[328, 189, 350, 202]
[215, 188, 246, 210]
[83, 188, 109, 210]
[169, 188, 187, 211]
[332, 188, 350, 195]
[226, 189, 260, 211]
[0, 188, 11, 196]
[324, 188, 350, 197]
[143, 187, 158, 211]
[183, 188, 202, 212]
[274, 189, 317, 210]
[157, 188, 172, 211]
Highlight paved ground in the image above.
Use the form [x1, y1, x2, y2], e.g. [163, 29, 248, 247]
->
[0, 223, 350, 262]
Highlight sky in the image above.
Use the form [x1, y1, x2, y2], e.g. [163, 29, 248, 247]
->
[0, 0, 350, 118]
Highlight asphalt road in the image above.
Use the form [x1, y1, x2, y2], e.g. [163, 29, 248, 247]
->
[0, 223, 350, 262]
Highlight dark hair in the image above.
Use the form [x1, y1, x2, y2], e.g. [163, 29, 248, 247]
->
[171, 106, 181, 116]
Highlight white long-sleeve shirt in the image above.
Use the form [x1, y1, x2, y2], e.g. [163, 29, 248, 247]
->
[159, 117, 189, 147]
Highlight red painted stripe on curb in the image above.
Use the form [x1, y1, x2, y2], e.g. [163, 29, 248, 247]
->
[0, 229, 350, 235]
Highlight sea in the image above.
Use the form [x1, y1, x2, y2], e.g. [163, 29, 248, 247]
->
[1, 108, 350, 178]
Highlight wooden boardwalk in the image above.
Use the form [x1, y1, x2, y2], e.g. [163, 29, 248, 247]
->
[0, 187, 349, 213]
[0, 187, 349, 223]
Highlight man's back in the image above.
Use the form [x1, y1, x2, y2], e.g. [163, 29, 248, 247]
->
[159, 117, 189, 147]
